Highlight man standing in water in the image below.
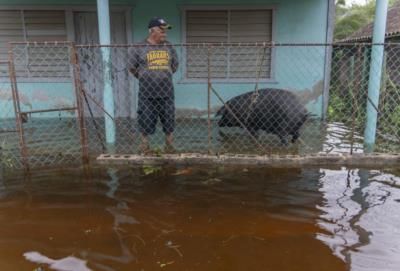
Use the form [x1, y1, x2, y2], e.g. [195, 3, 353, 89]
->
[129, 17, 179, 154]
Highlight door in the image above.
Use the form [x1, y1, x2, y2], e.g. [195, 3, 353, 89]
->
[74, 11, 134, 118]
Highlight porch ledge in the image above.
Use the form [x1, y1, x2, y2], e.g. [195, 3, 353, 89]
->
[96, 153, 400, 168]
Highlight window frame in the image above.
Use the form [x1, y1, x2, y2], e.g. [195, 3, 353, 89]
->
[180, 5, 277, 84]
[0, 5, 133, 83]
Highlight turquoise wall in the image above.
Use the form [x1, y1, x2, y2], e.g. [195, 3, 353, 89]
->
[132, 0, 328, 116]
[0, 82, 77, 119]
[132, 0, 327, 43]
[0, 0, 329, 119]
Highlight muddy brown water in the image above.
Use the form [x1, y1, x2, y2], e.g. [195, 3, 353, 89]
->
[1, 165, 400, 271]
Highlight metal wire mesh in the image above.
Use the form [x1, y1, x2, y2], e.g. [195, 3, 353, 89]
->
[75, 44, 329, 156]
[2, 42, 400, 170]
[329, 43, 400, 153]
[8, 42, 85, 169]
[0, 61, 22, 170]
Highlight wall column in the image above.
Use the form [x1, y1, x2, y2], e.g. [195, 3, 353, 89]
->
[97, 0, 115, 145]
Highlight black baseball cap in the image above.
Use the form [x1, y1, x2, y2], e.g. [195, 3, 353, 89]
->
[148, 17, 172, 30]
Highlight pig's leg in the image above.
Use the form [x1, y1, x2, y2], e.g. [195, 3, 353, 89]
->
[276, 131, 289, 145]
[291, 130, 300, 143]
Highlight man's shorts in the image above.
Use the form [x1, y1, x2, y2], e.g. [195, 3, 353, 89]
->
[137, 97, 175, 136]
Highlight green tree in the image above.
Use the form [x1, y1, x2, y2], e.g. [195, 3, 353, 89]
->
[334, 0, 399, 41]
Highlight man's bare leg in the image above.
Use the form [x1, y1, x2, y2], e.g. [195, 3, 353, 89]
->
[165, 133, 175, 153]
[140, 134, 150, 154]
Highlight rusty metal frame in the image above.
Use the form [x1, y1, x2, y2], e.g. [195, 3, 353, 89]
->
[7, 47, 30, 171]
[7, 41, 90, 168]
[70, 43, 89, 164]
[22, 107, 78, 114]
[207, 46, 212, 154]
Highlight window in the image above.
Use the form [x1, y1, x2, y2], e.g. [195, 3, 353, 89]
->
[185, 8, 273, 80]
[0, 10, 69, 78]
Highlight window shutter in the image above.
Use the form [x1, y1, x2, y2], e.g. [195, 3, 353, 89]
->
[186, 10, 228, 78]
[230, 10, 272, 43]
[229, 10, 272, 78]
[24, 10, 67, 42]
[24, 11, 69, 78]
[185, 9, 272, 80]
[0, 11, 24, 60]
[0, 10, 69, 78]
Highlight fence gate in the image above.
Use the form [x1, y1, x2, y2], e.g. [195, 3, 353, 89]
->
[8, 42, 88, 170]
[0, 60, 22, 171]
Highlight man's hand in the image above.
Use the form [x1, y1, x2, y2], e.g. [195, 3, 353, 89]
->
[129, 68, 139, 78]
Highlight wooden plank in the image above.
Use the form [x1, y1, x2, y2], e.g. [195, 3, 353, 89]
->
[186, 30, 228, 37]
[187, 24, 227, 31]
[187, 17, 228, 24]
[186, 36, 228, 43]
[229, 62, 270, 68]
[0, 24, 24, 31]
[230, 36, 272, 42]
[231, 10, 272, 17]
[187, 11, 228, 17]
[24, 17, 66, 24]
[229, 64, 271, 70]
[230, 17, 272, 24]
[0, 17, 22, 24]
[229, 69, 270, 74]
[187, 72, 227, 78]
[25, 24, 66, 30]
[230, 24, 272, 32]
[187, 64, 228, 69]
[25, 36, 67, 42]
[231, 33, 272, 39]
[231, 28, 272, 35]
[0, 10, 21, 17]
[0, 29, 24, 37]
[0, 37, 24, 44]
[26, 29, 67, 37]
[23, 10, 65, 18]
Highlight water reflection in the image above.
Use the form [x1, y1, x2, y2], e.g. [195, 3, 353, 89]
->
[322, 122, 364, 154]
[83, 168, 137, 270]
[0, 165, 399, 270]
[317, 168, 400, 271]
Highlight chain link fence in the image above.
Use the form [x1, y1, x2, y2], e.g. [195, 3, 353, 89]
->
[4, 42, 86, 171]
[0, 60, 22, 171]
[76, 43, 326, 156]
[329, 43, 400, 154]
[1, 42, 400, 170]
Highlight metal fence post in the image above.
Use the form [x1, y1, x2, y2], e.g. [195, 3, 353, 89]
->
[71, 43, 89, 164]
[97, 0, 115, 146]
[364, 0, 389, 152]
[207, 45, 212, 154]
[8, 43, 29, 171]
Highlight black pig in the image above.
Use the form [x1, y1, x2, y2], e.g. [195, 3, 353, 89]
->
[215, 88, 309, 144]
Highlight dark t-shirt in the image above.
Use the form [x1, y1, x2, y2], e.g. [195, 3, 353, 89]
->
[129, 40, 179, 99]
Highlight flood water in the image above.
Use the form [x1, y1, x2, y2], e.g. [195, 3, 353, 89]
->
[1, 165, 400, 271]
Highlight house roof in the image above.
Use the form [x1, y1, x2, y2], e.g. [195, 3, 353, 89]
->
[342, 2, 400, 42]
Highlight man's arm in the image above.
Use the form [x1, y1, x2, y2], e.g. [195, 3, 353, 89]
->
[129, 68, 139, 78]
[170, 46, 179, 74]
[128, 47, 139, 78]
